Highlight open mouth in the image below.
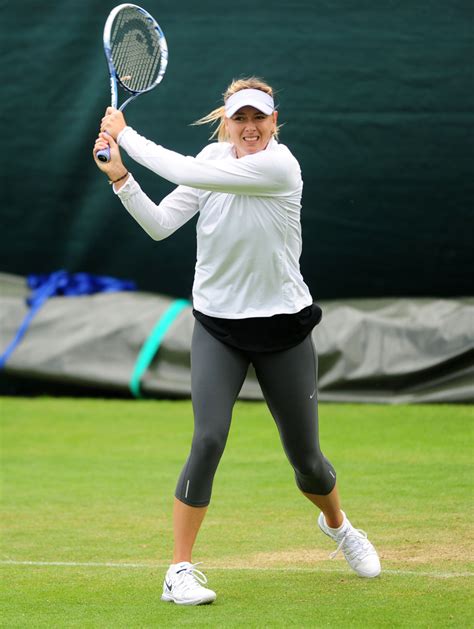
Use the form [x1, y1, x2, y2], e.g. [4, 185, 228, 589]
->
[243, 136, 259, 143]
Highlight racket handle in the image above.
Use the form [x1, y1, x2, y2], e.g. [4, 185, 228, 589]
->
[96, 146, 111, 163]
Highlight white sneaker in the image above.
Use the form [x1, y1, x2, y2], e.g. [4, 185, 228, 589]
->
[161, 561, 216, 605]
[318, 511, 381, 578]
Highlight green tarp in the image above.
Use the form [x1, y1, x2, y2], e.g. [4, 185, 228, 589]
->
[1, 1, 473, 300]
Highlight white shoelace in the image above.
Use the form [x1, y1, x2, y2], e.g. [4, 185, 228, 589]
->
[174, 562, 209, 593]
[330, 528, 373, 561]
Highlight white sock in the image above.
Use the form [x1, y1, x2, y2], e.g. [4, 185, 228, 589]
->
[170, 561, 191, 571]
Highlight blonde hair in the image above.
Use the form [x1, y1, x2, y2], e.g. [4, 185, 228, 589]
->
[193, 76, 280, 142]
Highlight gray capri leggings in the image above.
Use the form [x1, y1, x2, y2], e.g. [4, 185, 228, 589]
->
[175, 320, 336, 507]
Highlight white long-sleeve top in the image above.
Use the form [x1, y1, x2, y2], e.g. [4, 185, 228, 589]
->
[115, 126, 313, 318]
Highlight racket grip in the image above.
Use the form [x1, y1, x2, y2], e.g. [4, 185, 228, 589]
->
[96, 146, 111, 163]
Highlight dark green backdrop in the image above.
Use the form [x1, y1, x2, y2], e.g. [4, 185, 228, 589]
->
[1, 1, 473, 300]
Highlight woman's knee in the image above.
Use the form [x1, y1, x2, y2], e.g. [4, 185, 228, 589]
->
[192, 429, 228, 463]
[291, 452, 336, 495]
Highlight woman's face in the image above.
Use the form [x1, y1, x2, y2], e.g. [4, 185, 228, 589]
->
[224, 106, 278, 158]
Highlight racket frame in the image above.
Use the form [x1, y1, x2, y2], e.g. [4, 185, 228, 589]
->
[104, 3, 168, 111]
[97, 3, 168, 162]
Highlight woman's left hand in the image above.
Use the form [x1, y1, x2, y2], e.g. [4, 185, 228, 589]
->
[100, 107, 127, 139]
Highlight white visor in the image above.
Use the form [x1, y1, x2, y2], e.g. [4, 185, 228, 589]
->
[224, 89, 275, 118]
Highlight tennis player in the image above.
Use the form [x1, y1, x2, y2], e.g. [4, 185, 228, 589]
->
[94, 77, 381, 605]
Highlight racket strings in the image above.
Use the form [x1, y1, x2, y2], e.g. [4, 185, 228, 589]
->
[111, 8, 164, 93]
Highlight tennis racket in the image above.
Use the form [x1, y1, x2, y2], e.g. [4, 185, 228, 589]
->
[96, 3, 168, 163]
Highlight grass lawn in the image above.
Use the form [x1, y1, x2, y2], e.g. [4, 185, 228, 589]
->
[1, 398, 473, 627]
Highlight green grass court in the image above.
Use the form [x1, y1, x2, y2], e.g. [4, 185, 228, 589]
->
[1, 398, 473, 627]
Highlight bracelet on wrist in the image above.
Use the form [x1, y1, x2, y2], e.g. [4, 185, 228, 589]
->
[109, 171, 129, 185]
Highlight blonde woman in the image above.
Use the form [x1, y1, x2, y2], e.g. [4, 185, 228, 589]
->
[94, 77, 381, 605]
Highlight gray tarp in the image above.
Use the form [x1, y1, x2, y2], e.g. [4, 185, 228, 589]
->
[0, 273, 473, 403]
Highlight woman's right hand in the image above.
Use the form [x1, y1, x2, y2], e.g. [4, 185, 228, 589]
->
[93, 132, 129, 187]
